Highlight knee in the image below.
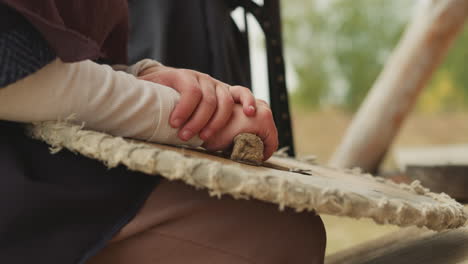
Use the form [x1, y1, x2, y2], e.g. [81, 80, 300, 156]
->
[142, 181, 327, 263]
[257, 207, 327, 264]
[223, 198, 327, 264]
[289, 211, 327, 264]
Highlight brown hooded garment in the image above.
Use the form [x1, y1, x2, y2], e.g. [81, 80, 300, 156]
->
[1, 0, 129, 63]
[0, 1, 159, 263]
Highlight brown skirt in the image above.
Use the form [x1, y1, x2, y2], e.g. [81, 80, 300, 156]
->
[87, 179, 327, 264]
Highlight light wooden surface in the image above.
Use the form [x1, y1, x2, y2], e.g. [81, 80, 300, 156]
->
[151, 142, 467, 230]
[326, 208, 468, 264]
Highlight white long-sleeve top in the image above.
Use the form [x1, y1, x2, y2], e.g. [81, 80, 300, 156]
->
[0, 59, 203, 146]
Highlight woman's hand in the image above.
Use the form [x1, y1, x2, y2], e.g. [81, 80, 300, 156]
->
[202, 100, 279, 160]
[138, 66, 256, 142]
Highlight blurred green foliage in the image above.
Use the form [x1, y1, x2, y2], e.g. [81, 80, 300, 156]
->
[420, 27, 468, 112]
[282, 0, 468, 112]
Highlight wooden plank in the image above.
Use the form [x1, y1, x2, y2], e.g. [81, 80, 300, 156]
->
[395, 145, 468, 200]
[406, 166, 468, 201]
[329, 0, 468, 172]
[326, 222, 468, 264]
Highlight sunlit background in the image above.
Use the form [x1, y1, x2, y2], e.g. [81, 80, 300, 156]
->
[235, 0, 468, 256]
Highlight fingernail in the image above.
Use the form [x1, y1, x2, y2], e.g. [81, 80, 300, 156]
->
[180, 129, 194, 141]
[172, 118, 183, 128]
[248, 105, 256, 113]
[200, 130, 212, 140]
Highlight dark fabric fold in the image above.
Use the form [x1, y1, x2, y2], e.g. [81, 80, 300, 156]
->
[0, 121, 159, 264]
[0, 4, 160, 264]
[0, 8, 55, 87]
[128, 0, 251, 87]
[0, 1, 129, 63]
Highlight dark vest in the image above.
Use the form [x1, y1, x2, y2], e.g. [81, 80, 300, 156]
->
[0, 5, 159, 264]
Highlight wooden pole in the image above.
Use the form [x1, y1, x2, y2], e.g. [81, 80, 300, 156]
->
[326, 225, 468, 264]
[329, 0, 468, 172]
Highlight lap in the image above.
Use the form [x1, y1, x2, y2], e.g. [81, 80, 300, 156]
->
[88, 179, 326, 264]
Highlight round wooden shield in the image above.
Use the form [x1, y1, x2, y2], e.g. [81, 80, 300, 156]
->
[29, 122, 467, 231]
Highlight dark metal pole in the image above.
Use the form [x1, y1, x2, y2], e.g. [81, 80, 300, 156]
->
[260, 0, 295, 156]
[232, 0, 295, 156]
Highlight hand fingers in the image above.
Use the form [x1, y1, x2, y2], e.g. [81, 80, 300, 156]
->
[228, 85, 256, 116]
[199, 84, 235, 140]
[201, 106, 244, 151]
[178, 76, 217, 141]
[261, 127, 279, 160]
[166, 74, 203, 128]
[256, 102, 278, 160]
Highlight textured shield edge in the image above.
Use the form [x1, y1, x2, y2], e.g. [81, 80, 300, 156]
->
[28, 122, 467, 231]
